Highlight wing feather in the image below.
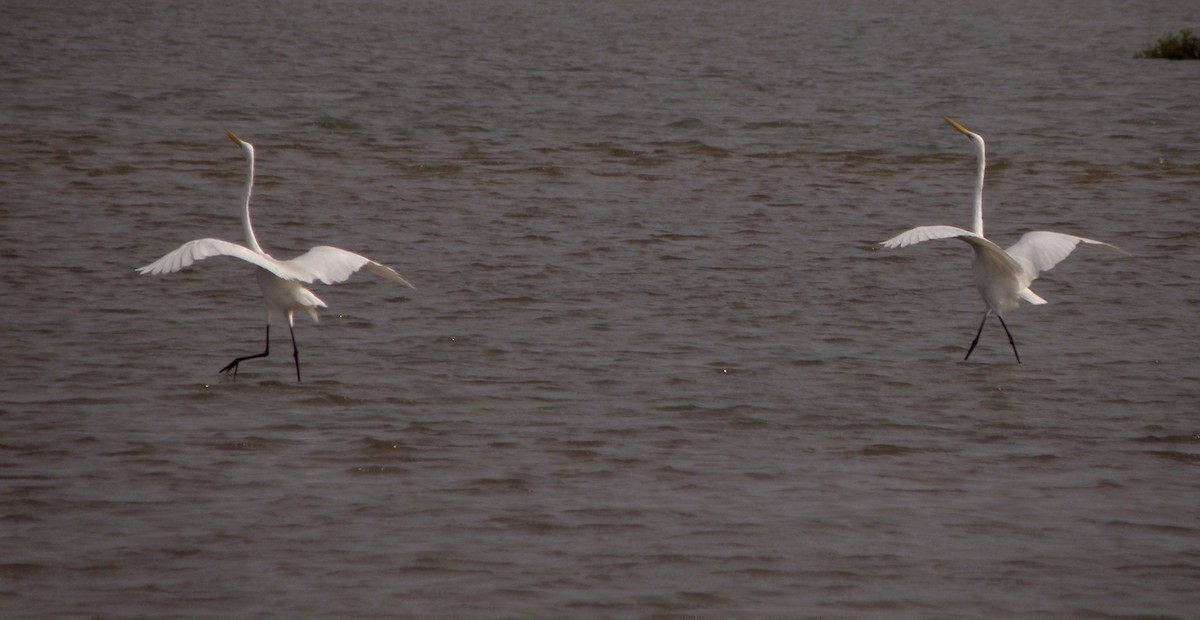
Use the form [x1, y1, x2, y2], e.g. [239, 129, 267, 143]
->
[281, 246, 415, 288]
[1005, 231, 1126, 282]
[137, 238, 301, 281]
[880, 225, 979, 249]
[882, 225, 1025, 282]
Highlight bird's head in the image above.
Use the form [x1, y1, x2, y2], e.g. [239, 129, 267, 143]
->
[224, 129, 254, 157]
[943, 116, 985, 156]
[944, 116, 983, 143]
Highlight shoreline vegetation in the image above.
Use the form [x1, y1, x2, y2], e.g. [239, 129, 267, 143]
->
[1137, 29, 1200, 59]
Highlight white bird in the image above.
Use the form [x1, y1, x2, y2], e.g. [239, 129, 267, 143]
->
[881, 117, 1125, 363]
[139, 130, 415, 381]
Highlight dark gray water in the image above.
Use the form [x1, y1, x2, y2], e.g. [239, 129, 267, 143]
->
[3, 1, 1199, 618]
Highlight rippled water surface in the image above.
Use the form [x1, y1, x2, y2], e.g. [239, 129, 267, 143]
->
[3, 1, 1199, 618]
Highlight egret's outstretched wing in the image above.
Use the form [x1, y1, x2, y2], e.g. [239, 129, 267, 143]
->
[1005, 231, 1126, 282]
[880, 225, 979, 249]
[283, 246, 415, 288]
[882, 225, 1025, 282]
[137, 238, 300, 281]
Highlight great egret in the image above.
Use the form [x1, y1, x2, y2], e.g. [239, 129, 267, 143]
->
[138, 130, 415, 381]
[881, 117, 1124, 363]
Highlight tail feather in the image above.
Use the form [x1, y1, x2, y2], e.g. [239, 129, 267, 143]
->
[1019, 288, 1047, 305]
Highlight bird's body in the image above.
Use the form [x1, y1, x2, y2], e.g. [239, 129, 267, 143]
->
[881, 117, 1124, 362]
[256, 267, 326, 322]
[139, 130, 414, 381]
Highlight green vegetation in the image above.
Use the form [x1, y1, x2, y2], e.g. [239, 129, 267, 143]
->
[1137, 29, 1200, 60]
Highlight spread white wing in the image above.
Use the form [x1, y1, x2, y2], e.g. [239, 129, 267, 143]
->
[137, 238, 304, 281]
[880, 225, 980, 249]
[881, 224, 1026, 288]
[139, 240, 414, 289]
[282, 246, 415, 288]
[1005, 231, 1126, 282]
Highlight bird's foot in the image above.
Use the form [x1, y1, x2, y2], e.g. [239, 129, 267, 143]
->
[218, 351, 267, 379]
[218, 360, 240, 378]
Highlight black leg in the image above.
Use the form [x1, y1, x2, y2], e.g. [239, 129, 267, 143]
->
[289, 323, 301, 383]
[964, 311, 989, 361]
[997, 315, 1021, 364]
[219, 324, 270, 379]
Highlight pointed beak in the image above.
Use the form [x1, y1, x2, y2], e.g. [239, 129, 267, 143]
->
[943, 116, 972, 138]
[224, 129, 242, 145]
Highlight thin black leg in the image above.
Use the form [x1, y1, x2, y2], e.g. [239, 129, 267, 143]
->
[219, 324, 270, 379]
[997, 315, 1021, 364]
[964, 311, 989, 361]
[289, 323, 301, 382]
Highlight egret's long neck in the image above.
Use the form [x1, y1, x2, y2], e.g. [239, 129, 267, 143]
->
[240, 146, 265, 255]
[971, 137, 986, 237]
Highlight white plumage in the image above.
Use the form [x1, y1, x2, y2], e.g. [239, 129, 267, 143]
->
[139, 130, 414, 381]
[881, 117, 1124, 362]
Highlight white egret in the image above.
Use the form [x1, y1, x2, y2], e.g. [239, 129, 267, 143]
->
[139, 130, 415, 381]
[881, 117, 1125, 363]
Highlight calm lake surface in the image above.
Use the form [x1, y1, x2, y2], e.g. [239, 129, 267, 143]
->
[2, 1, 1199, 618]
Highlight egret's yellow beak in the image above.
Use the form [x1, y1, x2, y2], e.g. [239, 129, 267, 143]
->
[943, 116, 972, 137]
[224, 129, 242, 144]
